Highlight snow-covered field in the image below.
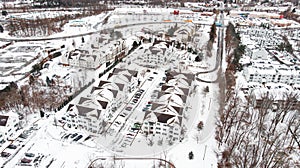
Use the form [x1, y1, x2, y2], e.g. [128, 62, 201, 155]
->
[0, 6, 222, 168]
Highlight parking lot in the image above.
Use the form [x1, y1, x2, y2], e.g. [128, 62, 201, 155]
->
[0, 123, 41, 167]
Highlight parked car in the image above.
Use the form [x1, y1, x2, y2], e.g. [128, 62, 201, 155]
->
[21, 158, 32, 163]
[74, 135, 83, 141]
[63, 133, 72, 139]
[7, 144, 17, 149]
[142, 107, 149, 111]
[83, 136, 91, 141]
[125, 106, 132, 111]
[138, 89, 145, 93]
[71, 133, 78, 138]
[1, 152, 11, 157]
[25, 153, 35, 157]
[19, 133, 28, 139]
[127, 133, 135, 137]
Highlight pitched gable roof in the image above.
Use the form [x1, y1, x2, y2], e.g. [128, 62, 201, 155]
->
[78, 97, 92, 105]
[98, 80, 111, 88]
[76, 105, 94, 117]
[97, 100, 108, 109]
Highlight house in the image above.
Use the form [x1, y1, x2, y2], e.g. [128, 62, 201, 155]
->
[138, 45, 168, 68]
[63, 67, 139, 133]
[243, 64, 300, 85]
[61, 39, 127, 69]
[63, 49, 102, 69]
[143, 111, 182, 141]
[64, 103, 103, 134]
[0, 112, 20, 142]
[109, 68, 138, 93]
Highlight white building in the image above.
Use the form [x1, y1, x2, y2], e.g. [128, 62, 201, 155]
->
[243, 60, 300, 85]
[63, 67, 139, 133]
[142, 71, 194, 141]
[61, 39, 127, 69]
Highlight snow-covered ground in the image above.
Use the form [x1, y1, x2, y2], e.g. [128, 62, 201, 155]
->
[0, 7, 221, 168]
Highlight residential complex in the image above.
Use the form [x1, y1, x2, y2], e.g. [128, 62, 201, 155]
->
[63, 67, 139, 134]
[143, 71, 195, 141]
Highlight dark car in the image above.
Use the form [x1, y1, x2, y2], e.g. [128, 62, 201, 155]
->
[21, 158, 32, 163]
[1, 152, 11, 157]
[19, 133, 28, 139]
[71, 133, 78, 138]
[125, 106, 132, 111]
[83, 136, 91, 141]
[63, 133, 72, 139]
[132, 99, 138, 103]
[138, 89, 145, 93]
[25, 153, 35, 157]
[74, 135, 83, 141]
[7, 144, 17, 149]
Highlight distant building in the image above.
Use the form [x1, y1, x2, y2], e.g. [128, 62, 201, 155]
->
[250, 89, 300, 110]
[61, 39, 127, 69]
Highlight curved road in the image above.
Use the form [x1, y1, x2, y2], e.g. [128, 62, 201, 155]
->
[88, 157, 176, 168]
[196, 13, 224, 83]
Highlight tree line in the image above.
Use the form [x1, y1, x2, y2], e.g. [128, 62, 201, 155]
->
[6, 4, 107, 37]
[216, 21, 300, 168]
[216, 90, 300, 168]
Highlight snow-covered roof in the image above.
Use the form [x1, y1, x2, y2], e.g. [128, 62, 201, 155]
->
[157, 93, 184, 107]
[144, 111, 182, 126]
[93, 87, 115, 103]
[97, 81, 125, 92]
[162, 85, 189, 96]
[107, 73, 132, 84]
